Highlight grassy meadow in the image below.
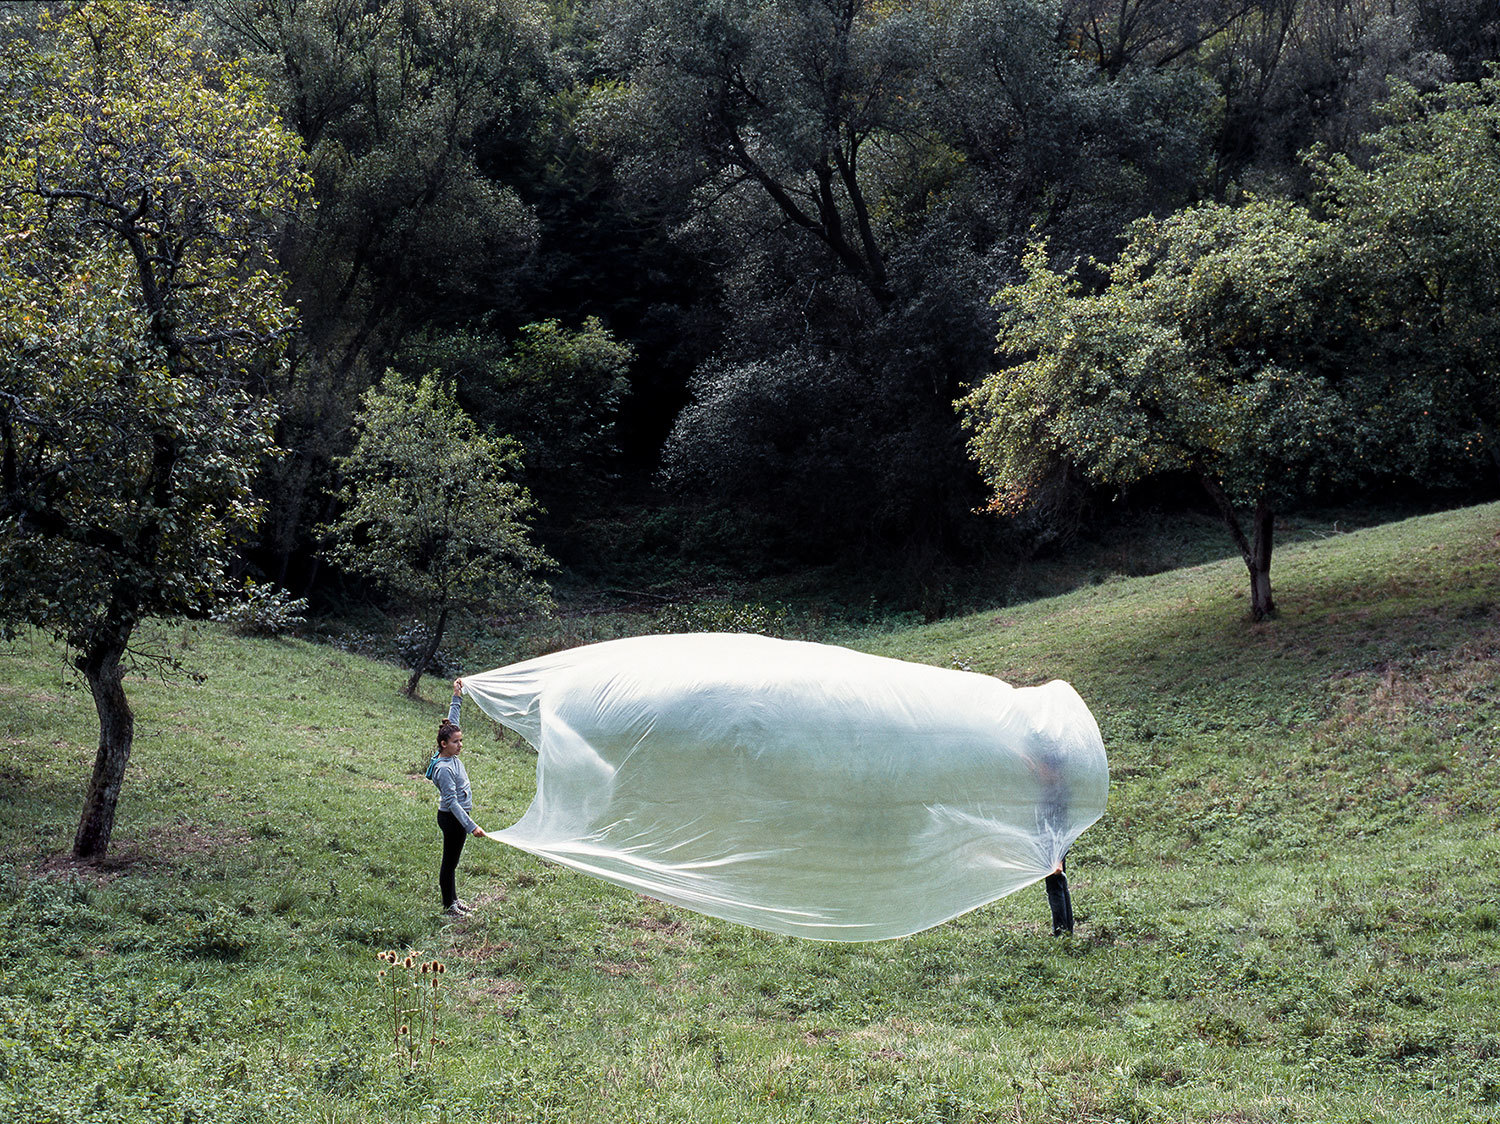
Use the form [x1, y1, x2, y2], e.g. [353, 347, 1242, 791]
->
[2, 503, 1499, 1123]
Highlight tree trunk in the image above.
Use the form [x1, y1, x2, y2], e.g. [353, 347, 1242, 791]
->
[1249, 499, 1275, 621]
[73, 625, 136, 859]
[404, 605, 449, 698]
[1200, 473, 1277, 621]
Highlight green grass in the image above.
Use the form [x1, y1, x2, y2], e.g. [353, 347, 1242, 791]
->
[3, 503, 1499, 1123]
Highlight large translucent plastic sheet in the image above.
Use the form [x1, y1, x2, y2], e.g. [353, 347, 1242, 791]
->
[462, 633, 1108, 941]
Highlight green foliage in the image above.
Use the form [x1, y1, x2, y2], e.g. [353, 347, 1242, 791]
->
[211, 0, 554, 588]
[962, 77, 1500, 612]
[962, 201, 1357, 517]
[616, 0, 1226, 556]
[191, 0, 1500, 585]
[1310, 69, 1500, 479]
[180, 902, 257, 959]
[216, 0, 548, 372]
[960, 201, 1360, 617]
[404, 316, 633, 510]
[0, 0, 309, 856]
[473, 318, 632, 477]
[0, 0, 307, 644]
[322, 371, 553, 690]
[651, 599, 793, 637]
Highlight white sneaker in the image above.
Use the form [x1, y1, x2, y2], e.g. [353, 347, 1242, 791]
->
[445, 902, 469, 916]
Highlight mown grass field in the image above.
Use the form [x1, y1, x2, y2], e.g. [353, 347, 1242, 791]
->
[3, 504, 1498, 1123]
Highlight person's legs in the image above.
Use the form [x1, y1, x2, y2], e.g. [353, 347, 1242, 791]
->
[437, 810, 468, 909]
[1045, 865, 1073, 936]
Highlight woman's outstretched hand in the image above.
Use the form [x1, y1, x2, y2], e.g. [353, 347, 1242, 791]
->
[472, 826, 487, 839]
[453, 677, 464, 695]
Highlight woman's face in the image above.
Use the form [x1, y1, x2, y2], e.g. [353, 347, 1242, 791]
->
[441, 729, 463, 756]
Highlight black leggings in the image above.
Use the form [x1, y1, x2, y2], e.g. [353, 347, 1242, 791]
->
[1045, 862, 1073, 936]
[437, 810, 469, 908]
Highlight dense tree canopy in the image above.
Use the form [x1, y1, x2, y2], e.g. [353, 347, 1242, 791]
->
[4, 0, 1490, 665]
[188, 0, 1500, 592]
[211, 0, 551, 589]
[1312, 71, 1500, 482]
[400, 316, 634, 531]
[588, 0, 1220, 554]
[0, 0, 307, 856]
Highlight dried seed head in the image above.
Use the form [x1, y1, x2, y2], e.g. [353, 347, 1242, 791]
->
[400, 1025, 409, 1036]
[403, 956, 413, 969]
[378, 970, 386, 980]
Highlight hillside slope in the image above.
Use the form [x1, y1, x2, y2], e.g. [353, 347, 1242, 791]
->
[2, 503, 1497, 1123]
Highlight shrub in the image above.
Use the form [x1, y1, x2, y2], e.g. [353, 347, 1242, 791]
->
[180, 903, 254, 958]
[211, 581, 308, 637]
[653, 600, 792, 637]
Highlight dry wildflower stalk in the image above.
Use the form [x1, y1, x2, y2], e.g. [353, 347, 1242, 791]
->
[376, 949, 448, 1070]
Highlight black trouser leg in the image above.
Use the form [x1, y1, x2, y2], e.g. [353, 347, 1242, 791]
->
[438, 810, 468, 908]
[1045, 868, 1073, 936]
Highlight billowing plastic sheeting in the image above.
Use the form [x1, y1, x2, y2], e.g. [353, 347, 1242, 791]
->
[462, 633, 1108, 941]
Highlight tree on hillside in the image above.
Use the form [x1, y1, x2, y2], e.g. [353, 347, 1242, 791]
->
[0, 1, 308, 858]
[961, 203, 1365, 620]
[323, 372, 553, 697]
[963, 67, 1500, 620]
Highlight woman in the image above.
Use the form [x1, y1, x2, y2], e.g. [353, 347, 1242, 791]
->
[432, 677, 487, 915]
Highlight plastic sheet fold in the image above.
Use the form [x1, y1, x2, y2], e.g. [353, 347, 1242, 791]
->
[462, 633, 1108, 941]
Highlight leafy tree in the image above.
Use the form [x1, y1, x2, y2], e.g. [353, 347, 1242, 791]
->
[1311, 72, 1500, 481]
[598, 0, 935, 306]
[961, 203, 1363, 620]
[595, 0, 1221, 558]
[1061, 0, 1268, 75]
[213, 0, 547, 373]
[323, 372, 553, 697]
[0, 1, 308, 857]
[594, 0, 949, 553]
[1200, 0, 1476, 194]
[942, 0, 1216, 260]
[1411, 0, 1500, 82]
